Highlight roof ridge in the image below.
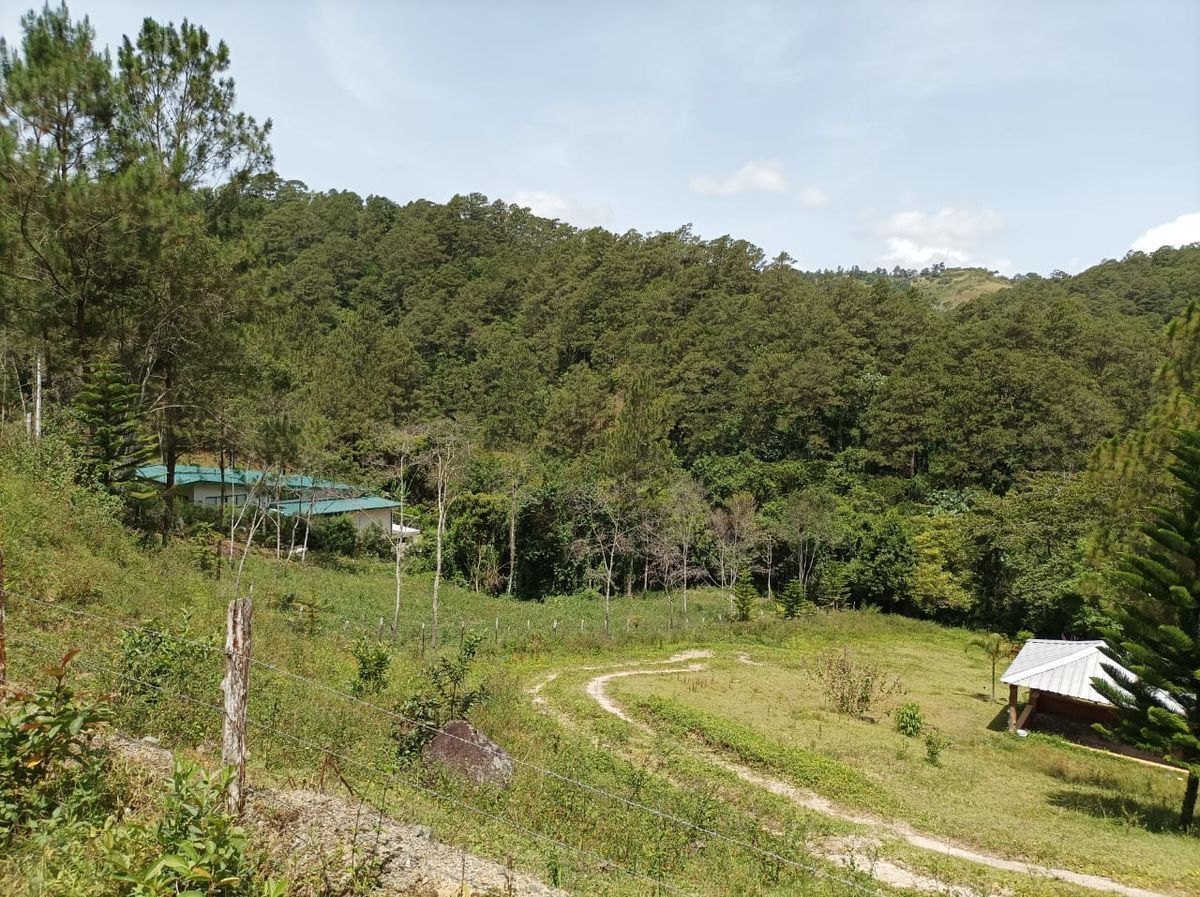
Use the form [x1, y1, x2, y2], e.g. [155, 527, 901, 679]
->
[1001, 641, 1106, 685]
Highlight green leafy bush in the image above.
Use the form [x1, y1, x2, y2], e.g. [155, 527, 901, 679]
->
[391, 633, 489, 759]
[355, 522, 393, 559]
[894, 701, 924, 737]
[307, 515, 358, 556]
[924, 729, 951, 766]
[103, 760, 284, 896]
[349, 637, 391, 697]
[116, 617, 218, 743]
[0, 652, 110, 842]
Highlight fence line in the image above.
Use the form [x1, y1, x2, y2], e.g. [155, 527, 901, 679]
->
[4, 633, 709, 897]
[3, 588, 884, 897]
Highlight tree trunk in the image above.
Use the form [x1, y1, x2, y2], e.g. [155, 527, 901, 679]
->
[766, 538, 773, 599]
[432, 467, 445, 649]
[393, 461, 405, 640]
[162, 423, 178, 546]
[32, 351, 42, 440]
[682, 540, 689, 620]
[603, 550, 613, 635]
[506, 495, 517, 595]
[1182, 771, 1198, 830]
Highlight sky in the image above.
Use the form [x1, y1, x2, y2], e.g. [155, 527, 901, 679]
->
[2, 0, 1198, 275]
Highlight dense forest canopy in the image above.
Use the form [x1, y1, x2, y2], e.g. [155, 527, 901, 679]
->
[2, 5, 1199, 639]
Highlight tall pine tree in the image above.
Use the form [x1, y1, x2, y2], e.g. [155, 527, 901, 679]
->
[1096, 423, 1200, 829]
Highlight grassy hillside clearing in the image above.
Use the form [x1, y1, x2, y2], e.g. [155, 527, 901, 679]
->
[912, 267, 1012, 309]
[2, 439, 1196, 896]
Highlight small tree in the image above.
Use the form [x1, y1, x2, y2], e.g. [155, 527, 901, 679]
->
[780, 579, 810, 619]
[391, 633, 489, 759]
[1095, 426, 1200, 830]
[732, 575, 757, 623]
[968, 632, 1023, 702]
[73, 361, 157, 501]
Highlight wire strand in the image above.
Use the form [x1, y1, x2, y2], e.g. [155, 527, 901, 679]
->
[3, 589, 886, 897]
[4, 634, 713, 897]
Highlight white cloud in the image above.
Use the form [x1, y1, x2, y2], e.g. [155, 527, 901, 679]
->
[514, 191, 614, 228]
[690, 160, 789, 196]
[876, 205, 1003, 269]
[1131, 212, 1200, 253]
[798, 185, 830, 209]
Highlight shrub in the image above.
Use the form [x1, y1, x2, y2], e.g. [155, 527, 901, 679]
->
[818, 646, 903, 718]
[103, 760, 284, 896]
[894, 702, 924, 737]
[391, 633, 489, 759]
[116, 617, 217, 743]
[731, 578, 757, 622]
[0, 652, 111, 842]
[307, 515, 357, 555]
[355, 522, 393, 559]
[349, 637, 391, 697]
[924, 729, 950, 766]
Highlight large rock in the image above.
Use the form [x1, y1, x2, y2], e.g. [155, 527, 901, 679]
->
[423, 719, 515, 787]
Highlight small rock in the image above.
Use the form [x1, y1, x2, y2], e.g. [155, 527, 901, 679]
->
[141, 735, 160, 746]
[423, 719, 515, 787]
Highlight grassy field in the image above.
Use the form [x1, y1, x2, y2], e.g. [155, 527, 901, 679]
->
[3, 440, 1198, 896]
[604, 617, 1199, 894]
[912, 267, 1012, 310]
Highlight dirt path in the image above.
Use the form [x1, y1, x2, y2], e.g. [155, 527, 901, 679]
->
[548, 655, 1173, 897]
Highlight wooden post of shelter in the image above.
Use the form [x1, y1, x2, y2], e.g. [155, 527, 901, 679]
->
[1008, 682, 1019, 733]
[222, 594, 253, 816]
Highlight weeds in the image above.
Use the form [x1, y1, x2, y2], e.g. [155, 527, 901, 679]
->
[818, 646, 903, 719]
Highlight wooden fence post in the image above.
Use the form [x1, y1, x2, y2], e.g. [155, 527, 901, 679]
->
[420, 622, 426, 659]
[0, 549, 7, 687]
[222, 594, 253, 816]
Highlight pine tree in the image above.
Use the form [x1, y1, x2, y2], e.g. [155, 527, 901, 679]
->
[732, 574, 757, 623]
[73, 361, 156, 498]
[1095, 423, 1200, 829]
[780, 579, 808, 619]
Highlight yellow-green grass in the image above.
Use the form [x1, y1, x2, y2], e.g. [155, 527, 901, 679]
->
[913, 267, 1012, 310]
[607, 617, 1199, 895]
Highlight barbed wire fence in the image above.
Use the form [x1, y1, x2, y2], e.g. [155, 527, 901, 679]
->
[0, 584, 889, 897]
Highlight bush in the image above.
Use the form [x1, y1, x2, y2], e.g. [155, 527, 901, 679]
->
[894, 701, 924, 737]
[349, 637, 391, 697]
[0, 653, 110, 842]
[818, 646, 903, 718]
[102, 760, 284, 896]
[306, 515, 357, 555]
[355, 522, 393, 560]
[116, 617, 218, 743]
[924, 729, 950, 766]
[391, 633, 489, 760]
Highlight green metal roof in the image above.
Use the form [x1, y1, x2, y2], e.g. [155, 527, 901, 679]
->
[270, 496, 400, 517]
[136, 465, 353, 492]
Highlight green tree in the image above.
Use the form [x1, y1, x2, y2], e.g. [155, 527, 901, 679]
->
[1095, 425, 1200, 829]
[732, 574, 757, 622]
[72, 361, 156, 500]
[846, 513, 915, 611]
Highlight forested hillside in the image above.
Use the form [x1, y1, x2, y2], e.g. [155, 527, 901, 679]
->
[2, 6, 1199, 640]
